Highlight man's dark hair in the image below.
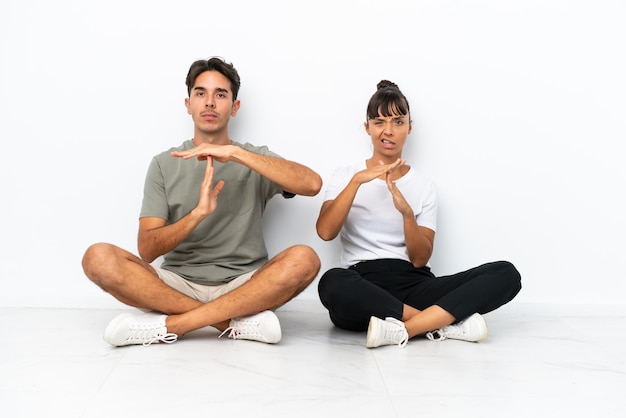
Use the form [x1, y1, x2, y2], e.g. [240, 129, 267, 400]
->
[185, 57, 241, 100]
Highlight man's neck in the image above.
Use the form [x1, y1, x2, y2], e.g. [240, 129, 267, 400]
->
[192, 133, 232, 146]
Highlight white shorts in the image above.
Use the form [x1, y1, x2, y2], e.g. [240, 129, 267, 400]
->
[154, 267, 256, 304]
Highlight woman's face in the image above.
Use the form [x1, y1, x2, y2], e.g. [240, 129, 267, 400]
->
[365, 111, 412, 159]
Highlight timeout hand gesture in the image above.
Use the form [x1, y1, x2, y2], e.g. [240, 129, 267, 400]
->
[353, 158, 406, 185]
[197, 157, 224, 218]
[386, 170, 413, 218]
[171, 154, 225, 219]
[171, 143, 235, 164]
[354, 158, 413, 216]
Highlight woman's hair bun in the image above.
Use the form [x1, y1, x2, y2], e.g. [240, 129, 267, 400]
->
[377, 80, 399, 90]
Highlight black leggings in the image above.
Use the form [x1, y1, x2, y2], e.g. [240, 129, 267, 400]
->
[317, 259, 522, 331]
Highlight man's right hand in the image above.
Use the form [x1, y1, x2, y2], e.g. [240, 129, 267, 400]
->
[193, 156, 225, 218]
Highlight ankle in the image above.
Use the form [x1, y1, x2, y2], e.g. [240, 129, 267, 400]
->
[164, 315, 183, 335]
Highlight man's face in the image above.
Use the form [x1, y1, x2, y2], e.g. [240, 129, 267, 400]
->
[185, 70, 240, 137]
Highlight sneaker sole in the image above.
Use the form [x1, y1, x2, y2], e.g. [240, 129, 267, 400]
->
[259, 311, 282, 343]
[471, 313, 488, 342]
[365, 316, 379, 348]
[103, 312, 134, 346]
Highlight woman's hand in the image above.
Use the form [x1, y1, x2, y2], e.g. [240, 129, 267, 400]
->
[386, 173, 413, 217]
[354, 158, 405, 184]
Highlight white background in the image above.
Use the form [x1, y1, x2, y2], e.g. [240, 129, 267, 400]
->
[1, 0, 624, 309]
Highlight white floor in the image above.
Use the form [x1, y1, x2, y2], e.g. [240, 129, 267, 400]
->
[2, 302, 625, 418]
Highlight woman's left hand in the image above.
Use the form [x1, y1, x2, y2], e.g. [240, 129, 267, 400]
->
[386, 173, 414, 218]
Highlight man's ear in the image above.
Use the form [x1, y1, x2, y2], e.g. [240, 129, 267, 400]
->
[231, 99, 241, 117]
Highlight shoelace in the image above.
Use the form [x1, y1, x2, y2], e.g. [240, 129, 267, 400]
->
[125, 326, 177, 346]
[382, 319, 409, 348]
[426, 321, 468, 342]
[394, 330, 409, 348]
[143, 332, 178, 346]
[426, 329, 446, 341]
[218, 326, 237, 339]
[218, 320, 262, 340]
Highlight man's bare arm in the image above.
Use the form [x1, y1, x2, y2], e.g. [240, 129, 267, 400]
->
[138, 157, 224, 262]
[172, 143, 322, 196]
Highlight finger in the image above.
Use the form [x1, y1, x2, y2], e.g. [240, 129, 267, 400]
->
[385, 172, 394, 189]
[172, 149, 203, 160]
[212, 180, 225, 197]
[202, 156, 214, 185]
[171, 150, 189, 158]
[389, 158, 403, 170]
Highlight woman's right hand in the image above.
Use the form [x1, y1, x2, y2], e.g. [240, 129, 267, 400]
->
[353, 158, 405, 184]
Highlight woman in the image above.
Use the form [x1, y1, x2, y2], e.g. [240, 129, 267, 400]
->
[316, 80, 521, 348]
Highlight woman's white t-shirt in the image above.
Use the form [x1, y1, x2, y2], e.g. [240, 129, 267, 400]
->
[323, 161, 437, 268]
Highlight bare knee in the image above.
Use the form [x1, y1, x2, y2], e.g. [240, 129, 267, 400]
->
[278, 245, 321, 286]
[290, 244, 321, 275]
[81, 242, 127, 288]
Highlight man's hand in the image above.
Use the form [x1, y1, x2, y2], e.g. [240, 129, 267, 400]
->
[194, 156, 225, 218]
[171, 143, 235, 164]
[173, 141, 321, 197]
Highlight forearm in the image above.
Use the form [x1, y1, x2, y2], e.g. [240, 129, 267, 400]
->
[138, 210, 205, 262]
[403, 216, 433, 268]
[316, 181, 360, 241]
[231, 147, 322, 196]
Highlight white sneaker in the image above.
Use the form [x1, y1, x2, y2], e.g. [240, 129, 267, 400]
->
[219, 310, 282, 344]
[426, 313, 488, 342]
[365, 316, 409, 348]
[103, 312, 178, 347]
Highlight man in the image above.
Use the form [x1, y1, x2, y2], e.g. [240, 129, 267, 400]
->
[82, 57, 322, 347]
